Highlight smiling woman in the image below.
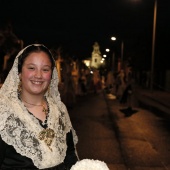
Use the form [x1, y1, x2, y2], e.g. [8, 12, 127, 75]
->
[0, 44, 79, 169]
[18, 46, 54, 122]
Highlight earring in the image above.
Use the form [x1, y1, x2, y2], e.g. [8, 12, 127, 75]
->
[18, 80, 22, 94]
[48, 86, 51, 96]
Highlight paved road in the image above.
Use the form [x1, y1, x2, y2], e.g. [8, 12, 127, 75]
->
[134, 86, 170, 119]
[68, 89, 170, 170]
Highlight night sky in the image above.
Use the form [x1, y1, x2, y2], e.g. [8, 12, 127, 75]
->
[0, 0, 170, 68]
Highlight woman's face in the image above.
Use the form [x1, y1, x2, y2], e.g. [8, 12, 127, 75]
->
[19, 51, 53, 96]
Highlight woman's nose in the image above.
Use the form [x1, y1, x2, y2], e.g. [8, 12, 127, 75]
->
[34, 70, 42, 78]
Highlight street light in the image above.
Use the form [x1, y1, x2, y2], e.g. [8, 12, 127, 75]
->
[127, 0, 157, 92]
[111, 37, 116, 41]
[105, 48, 110, 52]
[150, 0, 157, 92]
[121, 41, 124, 68]
[111, 36, 124, 69]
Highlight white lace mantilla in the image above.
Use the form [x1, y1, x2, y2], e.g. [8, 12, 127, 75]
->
[0, 44, 78, 169]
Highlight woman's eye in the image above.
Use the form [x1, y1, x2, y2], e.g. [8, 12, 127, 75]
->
[43, 68, 51, 72]
[43, 69, 50, 72]
[28, 67, 35, 70]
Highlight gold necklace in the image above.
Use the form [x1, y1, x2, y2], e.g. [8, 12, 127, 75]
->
[22, 99, 48, 115]
[21, 97, 54, 151]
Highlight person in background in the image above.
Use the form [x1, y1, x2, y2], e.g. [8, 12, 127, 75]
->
[120, 67, 133, 104]
[105, 70, 116, 93]
[116, 69, 126, 99]
[0, 44, 78, 169]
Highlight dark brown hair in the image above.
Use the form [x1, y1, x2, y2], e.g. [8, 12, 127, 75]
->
[18, 44, 55, 73]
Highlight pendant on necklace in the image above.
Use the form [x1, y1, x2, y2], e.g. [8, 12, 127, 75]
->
[42, 105, 48, 115]
[39, 128, 55, 151]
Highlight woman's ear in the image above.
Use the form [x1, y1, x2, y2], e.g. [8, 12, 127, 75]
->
[19, 73, 21, 80]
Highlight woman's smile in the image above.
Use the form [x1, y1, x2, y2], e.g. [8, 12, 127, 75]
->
[31, 80, 44, 85]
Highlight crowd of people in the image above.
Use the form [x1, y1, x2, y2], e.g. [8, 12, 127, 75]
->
[105, 67, 133, 104]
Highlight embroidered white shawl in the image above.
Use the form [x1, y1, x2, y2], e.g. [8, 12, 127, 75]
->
[0, 44, 78, 169]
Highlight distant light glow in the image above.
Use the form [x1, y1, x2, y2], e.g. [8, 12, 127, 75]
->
[103, 54, 107, 57]
[83, 60, 90, 67]
[111, 37, 116, 41]
[106, 49, 110, 52]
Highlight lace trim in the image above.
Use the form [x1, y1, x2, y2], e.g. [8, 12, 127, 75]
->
[0, 96, 74, 169]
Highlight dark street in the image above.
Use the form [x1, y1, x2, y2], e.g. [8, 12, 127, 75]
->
[68, 88, 170, 170]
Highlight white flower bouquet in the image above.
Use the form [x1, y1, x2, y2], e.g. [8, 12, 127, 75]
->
[70, 159, 109, 170]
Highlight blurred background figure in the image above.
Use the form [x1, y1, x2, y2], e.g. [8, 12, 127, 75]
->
[116, 69, 126, 100]
[92, 69, 102, 94]
[105, 70, 115, 93]
[60, 59, 76, 109]
[120, 66, 133, 104]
